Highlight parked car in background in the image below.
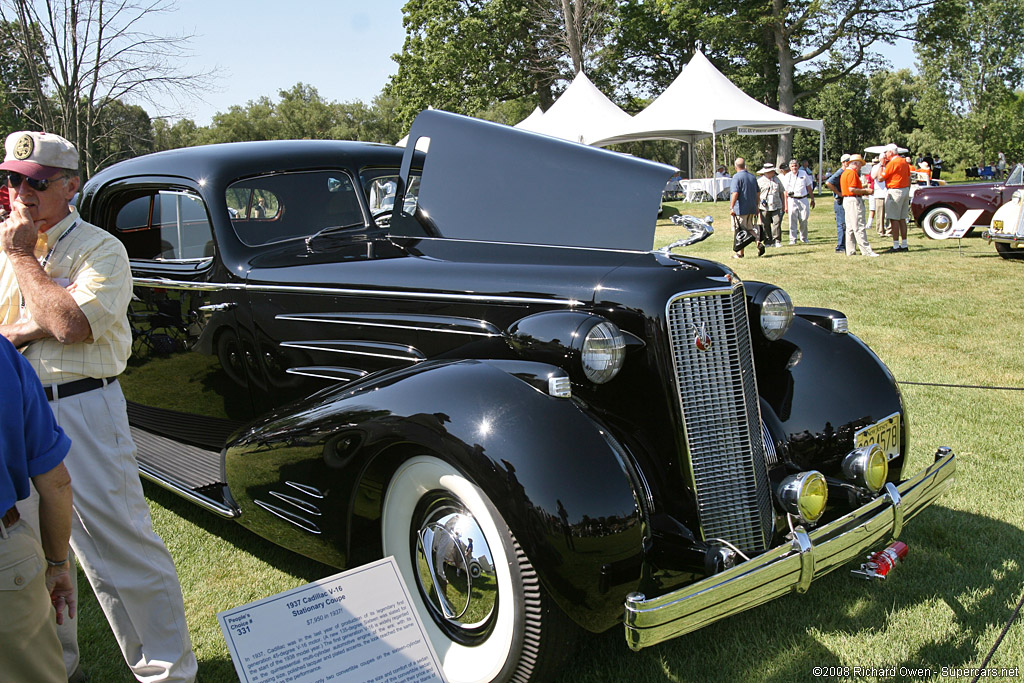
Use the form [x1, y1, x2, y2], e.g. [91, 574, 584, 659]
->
[984, 192, 1024, 259]
[78, 110, 956, 683]
[911, 165, 1024, 239]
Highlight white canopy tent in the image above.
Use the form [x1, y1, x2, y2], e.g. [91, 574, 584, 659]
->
[513, 71, 634, 145]
[591, 50, 824, 181]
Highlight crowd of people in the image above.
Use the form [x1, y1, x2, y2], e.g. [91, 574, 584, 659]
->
[1, 131, 196, 682]
[724, 143, 926, 258]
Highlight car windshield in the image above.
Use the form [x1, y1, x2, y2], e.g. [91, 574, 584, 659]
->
[1007, 165, 1023, 186]
[226, 170, 365, 247]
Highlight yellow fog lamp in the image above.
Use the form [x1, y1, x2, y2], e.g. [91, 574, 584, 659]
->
[777, 471, 828, 525]
[843, 444, 889, 493]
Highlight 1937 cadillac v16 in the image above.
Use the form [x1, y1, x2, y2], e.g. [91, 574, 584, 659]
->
[78, 110, 955, 682]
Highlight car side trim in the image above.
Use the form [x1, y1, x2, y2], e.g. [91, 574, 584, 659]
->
[133, 277, 583, 306]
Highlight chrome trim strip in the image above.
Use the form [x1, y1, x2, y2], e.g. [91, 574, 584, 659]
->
[254, 499, 322, 535]
[268, 490, 322, 516]
[138, 464, 238, 519]
[402, 234, 650, 255]
[285, 481, 325, 499]
[134, 278, 232, 292]
[285, 366, 369, 382]
[280, 340, 425, 362]
[623, 450, 955, 650]
[250, 283, 583, 306]
[276, 312, 503, 337]
[132, 277, 582, 305]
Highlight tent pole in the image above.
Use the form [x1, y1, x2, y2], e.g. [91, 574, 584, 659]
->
[818, 130, 824, 197]
[712, 133, 717, 201]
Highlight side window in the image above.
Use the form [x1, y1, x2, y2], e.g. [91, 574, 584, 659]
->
[361, 170, 421, 217]
[113, 190, 214, 262]
[227, 170, 365, 246]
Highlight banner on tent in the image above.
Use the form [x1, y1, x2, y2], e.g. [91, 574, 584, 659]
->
[737, 126, 792, 136]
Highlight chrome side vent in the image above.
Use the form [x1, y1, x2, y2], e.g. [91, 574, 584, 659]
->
[666, 286, 773, 555]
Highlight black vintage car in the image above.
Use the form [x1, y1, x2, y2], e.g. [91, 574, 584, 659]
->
[78, 110, 955, 683]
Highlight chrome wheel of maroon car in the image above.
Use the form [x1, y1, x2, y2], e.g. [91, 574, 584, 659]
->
[920, 206, 960, 240]
[382, 456, 574, 683]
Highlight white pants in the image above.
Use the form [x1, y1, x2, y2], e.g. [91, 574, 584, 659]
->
[23, 381, 197, 682]
[788, 197, 809, 242]
[843, 196, 874, 255]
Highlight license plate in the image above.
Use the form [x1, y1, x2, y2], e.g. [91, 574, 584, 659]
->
[854, 412, 901, 461]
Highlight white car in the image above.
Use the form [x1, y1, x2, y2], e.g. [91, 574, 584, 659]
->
[984, 191, 1024, 259]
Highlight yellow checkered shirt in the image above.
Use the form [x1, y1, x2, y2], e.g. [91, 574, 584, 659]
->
[0, 208, 133, 384]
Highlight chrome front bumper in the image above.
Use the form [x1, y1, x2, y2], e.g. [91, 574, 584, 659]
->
[624, 447, 956, 650]
[983, 228, 1023, 245]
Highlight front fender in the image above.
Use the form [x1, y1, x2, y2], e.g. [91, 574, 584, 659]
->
[754, 315, 907, 479]
[224, 359, 645, 633]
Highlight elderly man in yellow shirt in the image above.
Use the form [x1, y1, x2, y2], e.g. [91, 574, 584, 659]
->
[0, 131, 196, 683]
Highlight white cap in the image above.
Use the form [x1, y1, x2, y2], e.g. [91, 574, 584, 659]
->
[1, 131, 79, 180]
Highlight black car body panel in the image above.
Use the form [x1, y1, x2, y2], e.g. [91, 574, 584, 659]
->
[77, 110, 953, 679]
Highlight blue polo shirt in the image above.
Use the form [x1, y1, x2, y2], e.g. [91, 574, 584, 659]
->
[0, 337, 70, 512]
[730, 169, 759, 215]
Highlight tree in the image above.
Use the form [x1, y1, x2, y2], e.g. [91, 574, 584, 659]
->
[656, 0, 929, 163]
[916, 0, 1024, 164]
[387, 0, 620, 127]
[0, 0, 213, 176]
[88, 98, 153, 170]
[0, 19, 44, 132]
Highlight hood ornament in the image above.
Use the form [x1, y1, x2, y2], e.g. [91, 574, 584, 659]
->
[692, 322, 712, 351]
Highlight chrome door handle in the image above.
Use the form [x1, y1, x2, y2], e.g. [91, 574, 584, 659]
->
[199, 303, 237, 312]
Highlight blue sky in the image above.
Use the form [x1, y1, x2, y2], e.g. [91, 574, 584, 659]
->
[143, 0, 408, 125]
[143, 1, 917, 127]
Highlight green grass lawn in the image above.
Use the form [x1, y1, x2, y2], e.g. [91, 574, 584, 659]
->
[74, 198, 1023, 682]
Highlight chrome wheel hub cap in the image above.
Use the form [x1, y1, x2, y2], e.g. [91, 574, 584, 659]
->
[415, 506, 497, 632]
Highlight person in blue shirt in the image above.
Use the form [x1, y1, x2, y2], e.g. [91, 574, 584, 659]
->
[0, 335, 74, 682]
[825, 154, 851, 252]
[729, 157, 762, 258]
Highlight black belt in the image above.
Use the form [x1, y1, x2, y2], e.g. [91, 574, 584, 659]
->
[44, 377, 118, 401]
[1, 505, 19, 530]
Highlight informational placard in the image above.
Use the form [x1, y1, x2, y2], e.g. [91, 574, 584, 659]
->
[218, 557, 447, 683]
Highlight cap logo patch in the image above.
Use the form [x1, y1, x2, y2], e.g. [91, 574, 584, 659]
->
[13, 134, 34, 160]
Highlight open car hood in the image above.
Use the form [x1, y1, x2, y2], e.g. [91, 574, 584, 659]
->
[391, 110, 675, 252]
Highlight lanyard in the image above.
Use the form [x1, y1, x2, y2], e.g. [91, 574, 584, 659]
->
[19, 218, 80, 312]
[40, 218, 80, 269]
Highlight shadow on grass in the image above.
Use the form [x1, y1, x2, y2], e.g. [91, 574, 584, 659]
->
[557, 505, 1024, 682]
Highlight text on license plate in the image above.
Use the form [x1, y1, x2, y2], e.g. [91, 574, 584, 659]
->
[854, 413, 901, 461]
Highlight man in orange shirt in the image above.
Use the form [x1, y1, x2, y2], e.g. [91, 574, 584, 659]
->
[879, 143, 911, 251]
[840, 154, 878, 256]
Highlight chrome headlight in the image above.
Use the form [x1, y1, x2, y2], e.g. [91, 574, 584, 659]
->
[843, 444, 889, 492]
[760, 288, 794, 341]
[581, 321, 625, 384]
[1013, 189, 1023, 204]
[777, 471, 828, 524]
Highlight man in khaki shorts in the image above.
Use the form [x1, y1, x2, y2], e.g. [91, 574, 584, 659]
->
[879, 143, 911, 252]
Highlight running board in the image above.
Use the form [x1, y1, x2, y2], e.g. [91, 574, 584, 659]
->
[139, 464, 239, 519]
[131, 426, 239, 519]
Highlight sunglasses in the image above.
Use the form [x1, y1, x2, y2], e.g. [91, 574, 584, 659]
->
[4, 171, 70, 192]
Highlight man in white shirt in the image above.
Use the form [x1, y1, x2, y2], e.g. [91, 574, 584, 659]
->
[782, 159, 815, 244]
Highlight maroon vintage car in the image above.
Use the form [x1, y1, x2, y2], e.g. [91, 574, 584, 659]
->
[911, 165, 1023, 239]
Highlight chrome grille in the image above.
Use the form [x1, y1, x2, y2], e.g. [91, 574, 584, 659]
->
[666, 286, 773, 555]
